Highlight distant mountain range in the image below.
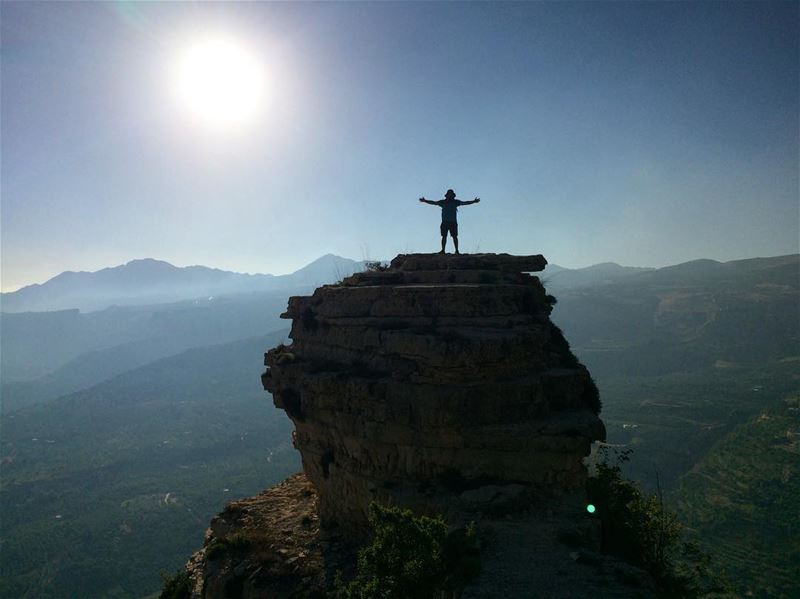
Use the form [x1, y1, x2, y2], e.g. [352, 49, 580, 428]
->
[2, 252, 795, 386]
[0, 254, 366, 313]
[552, 253, 799, 377]
[0, 253, 703, 315]
[9, 252, 773, 315]
[541, 262, 654, 289]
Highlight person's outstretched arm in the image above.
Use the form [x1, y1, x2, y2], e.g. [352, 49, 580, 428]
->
[458, 197, 481, 206]
[418, 197, 441, 206]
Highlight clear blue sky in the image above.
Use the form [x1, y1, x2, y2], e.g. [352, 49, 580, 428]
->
[2, 1, 797, 290]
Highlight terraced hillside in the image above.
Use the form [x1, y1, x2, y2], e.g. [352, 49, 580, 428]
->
[676, 390, 800, 598]
[594, 359, 800, 490]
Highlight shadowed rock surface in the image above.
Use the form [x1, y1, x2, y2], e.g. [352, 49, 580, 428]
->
[186, 474, 653, 599]
[186, 474, 356, 599]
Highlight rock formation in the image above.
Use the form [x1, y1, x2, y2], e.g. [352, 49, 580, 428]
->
[262, 253, 605, 533]
[185, 253, 631, 597]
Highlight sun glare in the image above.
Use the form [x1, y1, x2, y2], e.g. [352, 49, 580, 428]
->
[172, 37, 265, 128]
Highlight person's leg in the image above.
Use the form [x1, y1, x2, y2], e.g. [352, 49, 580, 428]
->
[452, 223, 460, 254]
[439, 223, 447, 253]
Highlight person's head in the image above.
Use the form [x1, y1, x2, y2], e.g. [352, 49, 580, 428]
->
[445, 189, 456, 199]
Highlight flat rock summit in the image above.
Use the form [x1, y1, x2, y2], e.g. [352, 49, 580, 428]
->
[185, 254, 654, 597]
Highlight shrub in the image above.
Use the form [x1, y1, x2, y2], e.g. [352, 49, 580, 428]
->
[365, 261, 389, 272]
[159, 568, 190, 599]
[587, 448, 732, 597]
[205, 532, 253, 561]
[587, 450, 680, 576]
[335, 503, 480, 599]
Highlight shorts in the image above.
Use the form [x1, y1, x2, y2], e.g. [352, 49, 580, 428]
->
[440, 221, 458, 237]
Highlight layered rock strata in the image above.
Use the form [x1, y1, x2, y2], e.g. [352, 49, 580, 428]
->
[262, 253, 605, 533]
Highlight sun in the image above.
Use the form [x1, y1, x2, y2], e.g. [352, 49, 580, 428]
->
[172, 37, 265, 128]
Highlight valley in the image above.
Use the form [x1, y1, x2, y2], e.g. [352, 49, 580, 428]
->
[0, 253, 797, 597]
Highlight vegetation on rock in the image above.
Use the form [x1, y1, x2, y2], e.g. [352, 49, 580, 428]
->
[587, 448, 732, 597]
[364, 261, 389, 272]
[335, 503, 480, 599]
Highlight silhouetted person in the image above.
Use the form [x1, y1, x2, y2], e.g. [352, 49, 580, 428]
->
[418, 189, 481, 254]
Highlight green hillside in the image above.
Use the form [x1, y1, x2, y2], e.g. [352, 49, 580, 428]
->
[594, 359, 800, 490]
[551, 256, 800, 596]
[554, 254, 799, 377]
[550, 254, 799, 482]
[676, 390, 800, 597]
[0, 332, 300, 598]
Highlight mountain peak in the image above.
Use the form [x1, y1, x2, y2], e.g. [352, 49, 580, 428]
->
[1, 254, 365, 313]
[123, 258, 176, 267]
[289, 254, 364, 279]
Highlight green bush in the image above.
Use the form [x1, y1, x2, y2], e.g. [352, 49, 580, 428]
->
[336, 503, 480, 599]
[158, 568, 189, 599]
[205, 532, 253, 561]
[587, 448, 732, 597]
[587, 452, 680, 576]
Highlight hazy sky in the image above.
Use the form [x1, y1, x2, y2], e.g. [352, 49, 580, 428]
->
[2, 1, 798, 291]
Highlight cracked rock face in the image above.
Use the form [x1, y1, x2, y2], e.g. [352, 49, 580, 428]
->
[262, 253, 605, 533]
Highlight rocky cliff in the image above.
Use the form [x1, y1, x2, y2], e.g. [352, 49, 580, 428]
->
[185, 254, 641, 597]
[262, 253, 604, 533]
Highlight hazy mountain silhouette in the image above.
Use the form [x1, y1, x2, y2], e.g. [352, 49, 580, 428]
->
[542, 261, 654, 290]
[0, 254, 365, 313]
[1, 255, 664, 315]
[3, 254, 795, 387]
[552, 254, 799, 377]
[0, 293, 291, 386]
[0, 305, 290, 412]
[638, 254, 799, 287]
[0, 255, 373, 411]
